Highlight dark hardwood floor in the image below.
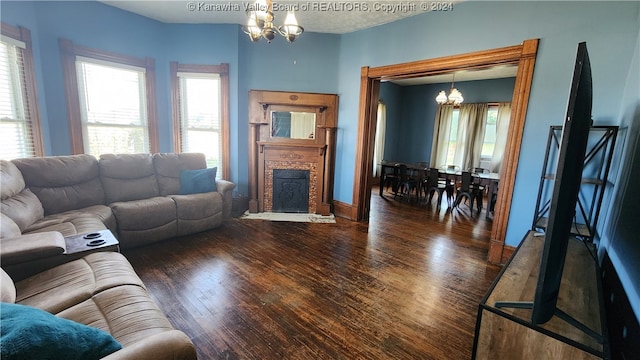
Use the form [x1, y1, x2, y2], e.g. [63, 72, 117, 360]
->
[122, 188, 502, 359]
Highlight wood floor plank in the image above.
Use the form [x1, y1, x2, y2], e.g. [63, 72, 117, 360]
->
[123, 189, 501, 359]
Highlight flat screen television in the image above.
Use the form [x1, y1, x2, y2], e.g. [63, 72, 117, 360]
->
[530, 42, 593, 325]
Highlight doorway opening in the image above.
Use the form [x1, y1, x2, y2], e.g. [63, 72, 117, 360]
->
[352, 39, 539, 264]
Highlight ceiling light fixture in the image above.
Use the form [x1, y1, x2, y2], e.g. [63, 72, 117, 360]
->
[242, 0, 304, 43]
[436, 73, 464, 105]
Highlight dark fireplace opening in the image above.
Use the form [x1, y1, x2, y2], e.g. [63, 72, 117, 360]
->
[272, 169, 310, 213]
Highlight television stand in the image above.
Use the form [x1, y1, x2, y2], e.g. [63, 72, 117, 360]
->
[472, 231, 608, 359]
[493, 301, 603, 343]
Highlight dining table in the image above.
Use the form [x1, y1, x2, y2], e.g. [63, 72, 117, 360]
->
[379, 161, 500, 214]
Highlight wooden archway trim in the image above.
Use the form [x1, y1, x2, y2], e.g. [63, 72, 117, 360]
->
[351, 39, 539, 264]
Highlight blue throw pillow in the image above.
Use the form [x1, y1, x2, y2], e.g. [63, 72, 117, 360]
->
[0, 302, 122, 360]
[179, 167, 217, 194]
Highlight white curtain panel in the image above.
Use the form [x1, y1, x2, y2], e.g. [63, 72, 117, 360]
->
[430, 104, 454, 168]
[491, 102, 512, 172]
[458, 103, 488, 170]
[373, 101, 387, 177]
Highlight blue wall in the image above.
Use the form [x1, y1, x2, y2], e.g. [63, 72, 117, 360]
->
[0, 0, 340, 195]
[380, 77, 516, 164]
[378, 82, 402, 162]
[2, 0, 639, 319]
[335, 1, 638, 247]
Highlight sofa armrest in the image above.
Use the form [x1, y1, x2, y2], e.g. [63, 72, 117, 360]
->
[101, 330, 197, 360]
[0, 232, 66, 265]
[215, 179, 236, 220]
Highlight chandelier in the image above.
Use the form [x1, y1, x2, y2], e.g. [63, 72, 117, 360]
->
[242, 0, 304, 43]
[435, 73, 464, 105]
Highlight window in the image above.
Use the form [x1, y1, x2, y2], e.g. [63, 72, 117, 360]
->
[60, 39, 158, 155]
[481, 105, 499, 160]
[170, 62, 229, 180]
[445, 109, 460, 166]
[76, 59, 148, 156]
[0, 24, 43, 160]
[441, 104, 502, 168]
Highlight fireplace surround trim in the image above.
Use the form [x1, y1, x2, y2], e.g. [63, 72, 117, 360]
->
[248, 90, 338, 216]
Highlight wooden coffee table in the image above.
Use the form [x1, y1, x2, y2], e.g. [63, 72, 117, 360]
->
[64, 230, 119, 255]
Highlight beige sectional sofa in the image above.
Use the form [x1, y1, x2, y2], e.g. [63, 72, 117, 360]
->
[0, 152, 234, 359]
[1, 152, 234, 280]
[1, 252, 197, 359]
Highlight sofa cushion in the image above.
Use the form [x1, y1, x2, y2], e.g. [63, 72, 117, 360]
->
[153, 152, 207, 196]
[0, 302, 122, 359]
[0, 188, 44, 232]
[0, 160, 26, 200]
[0, 213, 21, 239]
[57, 285, 175, 348]
[1, 268, 16, 303]
[109, 197, 178, 247]
[179, 167, 217, 194]
[100, 154, 159, 203]
[24, 205, 114, 237]
[15, 252, 145, 314]
[169, 192, 223, 235]
[12, 155, 106, 215]
[109, 197, 176, 230]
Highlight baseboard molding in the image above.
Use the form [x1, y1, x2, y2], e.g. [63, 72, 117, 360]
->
[501, 245, 516, 264]
[332, 200, 353, 220]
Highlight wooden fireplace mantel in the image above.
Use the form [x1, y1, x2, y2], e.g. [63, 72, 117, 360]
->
[248, 90, 338, 215]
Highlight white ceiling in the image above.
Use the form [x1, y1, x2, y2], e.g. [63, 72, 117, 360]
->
[99, 0, 515, 85]
[100, 0, 439, 34]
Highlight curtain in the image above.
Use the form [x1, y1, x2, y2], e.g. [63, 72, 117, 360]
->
[460, 103, 488, 170]
[430, 105, 454, 168]
[431, 103, 490, 170]
[373, 101, 387, 177]
[491, 102, 512, 172]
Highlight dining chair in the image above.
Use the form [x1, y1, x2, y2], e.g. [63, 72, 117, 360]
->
[454, 171, 482, 214]
[382, 163, 400, 194]
[394, 164, 419, 202]
[469, 167, 489, 199]
[423, 168, 448, 207]
[489, 183, 498, 213]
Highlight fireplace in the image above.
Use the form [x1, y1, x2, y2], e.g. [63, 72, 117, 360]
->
[272, 169, 310, 213]
[248, 90, 338, 215]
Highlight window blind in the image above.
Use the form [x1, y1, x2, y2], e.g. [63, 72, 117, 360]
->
[178, 74, 222, 178]
[76, 59, 149, 157]
[0, 40, 36, 160]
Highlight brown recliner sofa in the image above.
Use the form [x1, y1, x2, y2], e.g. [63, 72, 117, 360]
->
[0, 152, 231, 358]
[1, 152, 235, 280]
[1, 251, 197, 359]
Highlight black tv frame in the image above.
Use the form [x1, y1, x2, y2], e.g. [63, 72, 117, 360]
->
[494, 42, 601, 341]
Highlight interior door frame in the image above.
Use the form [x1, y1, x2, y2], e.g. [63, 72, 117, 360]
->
[351, 39, 539, 264]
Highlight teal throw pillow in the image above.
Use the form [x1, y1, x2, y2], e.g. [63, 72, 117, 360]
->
[179, 167, 217, 194]
[0, 302, 122, 360]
